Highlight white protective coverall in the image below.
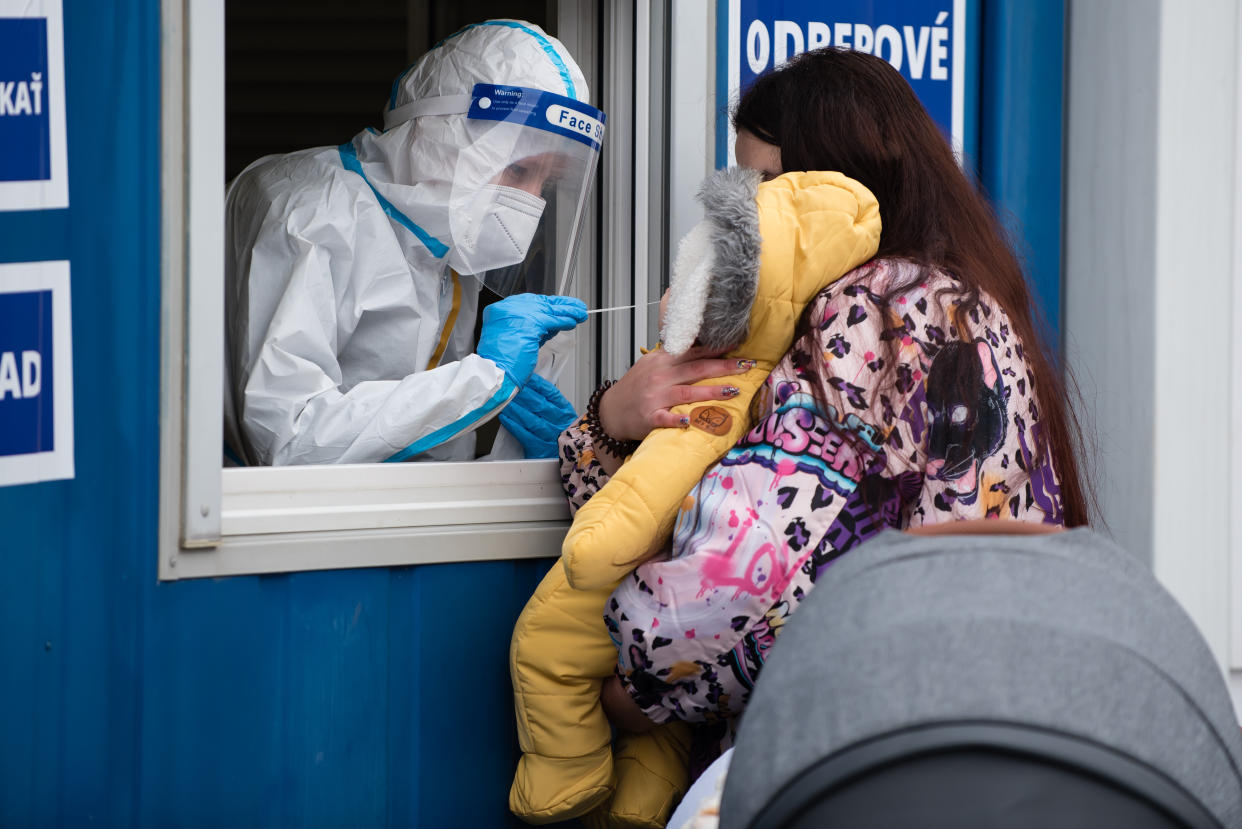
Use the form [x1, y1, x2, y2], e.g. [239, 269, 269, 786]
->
[224, 21, 592, 466]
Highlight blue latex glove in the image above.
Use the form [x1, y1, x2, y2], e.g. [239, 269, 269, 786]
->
[500, 374, 578, 459]
[476, 293, 589, 388]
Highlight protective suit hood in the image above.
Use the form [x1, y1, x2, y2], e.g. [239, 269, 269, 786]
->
[347, 20, 596, 288]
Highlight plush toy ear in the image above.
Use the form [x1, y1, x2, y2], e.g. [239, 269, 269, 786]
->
[660, 167, 763, 355]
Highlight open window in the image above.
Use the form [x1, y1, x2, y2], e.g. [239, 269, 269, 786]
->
[159, 0, 676, 578]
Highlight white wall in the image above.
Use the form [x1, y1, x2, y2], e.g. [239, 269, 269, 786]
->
[1065, 0, 1240, 709]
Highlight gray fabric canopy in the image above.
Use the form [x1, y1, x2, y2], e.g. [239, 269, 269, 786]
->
[720, 528, 1242, 828]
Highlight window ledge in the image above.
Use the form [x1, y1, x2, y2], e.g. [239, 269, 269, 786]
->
[167, 520, 568, 580]
[221, 458, 570, 535]
[161, 459, 571, 580]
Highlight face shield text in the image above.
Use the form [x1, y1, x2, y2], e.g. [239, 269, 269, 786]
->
[546, 104, 603, 144]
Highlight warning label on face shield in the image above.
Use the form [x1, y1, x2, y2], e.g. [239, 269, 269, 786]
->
[0, 261, 73, 486]
[467, 83, 606, 151]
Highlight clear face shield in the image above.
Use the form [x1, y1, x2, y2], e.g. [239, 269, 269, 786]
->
[445, 84, 605, 298]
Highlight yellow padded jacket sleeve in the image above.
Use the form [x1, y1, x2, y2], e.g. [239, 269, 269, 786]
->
[562, 171, 881, 590]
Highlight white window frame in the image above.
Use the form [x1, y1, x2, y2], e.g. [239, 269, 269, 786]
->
[1229, 0, 1242, 709]
[158, 0, 666, 579]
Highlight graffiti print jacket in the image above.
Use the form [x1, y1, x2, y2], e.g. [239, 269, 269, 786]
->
[560, 258, 1065, 731]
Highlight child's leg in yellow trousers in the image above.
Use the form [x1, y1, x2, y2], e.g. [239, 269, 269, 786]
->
[509, 563, 619, 823]
[579, 723, 692, 829]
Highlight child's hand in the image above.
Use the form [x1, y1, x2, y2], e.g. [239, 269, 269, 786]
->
[600, 674, 656, 733]
[599, 347, 755, 442]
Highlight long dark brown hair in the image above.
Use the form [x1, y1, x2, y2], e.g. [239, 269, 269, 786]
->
[734, 48, 1090, 526]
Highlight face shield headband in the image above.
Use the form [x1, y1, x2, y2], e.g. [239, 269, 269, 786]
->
[392, 84, 605, 297]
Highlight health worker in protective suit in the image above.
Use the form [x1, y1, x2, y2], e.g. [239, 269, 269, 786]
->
[223, 20, 604, 465]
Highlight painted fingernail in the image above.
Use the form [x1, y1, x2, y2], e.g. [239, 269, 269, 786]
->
[723, 386, 741, 397]
[737, 359, 756, 370]
[679, 415, 690, 427]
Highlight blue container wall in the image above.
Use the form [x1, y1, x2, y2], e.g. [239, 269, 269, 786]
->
[0, 3, 556, 826]
[979, 0, 1066, 339]
[0, 2, 1067, 826]
[0, 0, 162, 821]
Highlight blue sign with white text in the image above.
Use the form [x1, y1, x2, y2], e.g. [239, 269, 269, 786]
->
[0, 17, 52, 182]
[719, 0, 968, 164]
[0, 290, 54, 456]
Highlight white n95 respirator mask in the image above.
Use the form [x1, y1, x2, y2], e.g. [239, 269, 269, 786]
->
[447, 184, 545, 276]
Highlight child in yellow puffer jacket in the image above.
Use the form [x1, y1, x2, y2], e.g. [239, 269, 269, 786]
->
[507, 165, 881, 828]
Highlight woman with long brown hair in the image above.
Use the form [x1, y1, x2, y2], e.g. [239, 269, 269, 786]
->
[730, 47, 1088, 524]
[592, 46, 1087, 526]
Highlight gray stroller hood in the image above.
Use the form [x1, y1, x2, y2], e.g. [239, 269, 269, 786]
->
[720, 528, 1242, 829]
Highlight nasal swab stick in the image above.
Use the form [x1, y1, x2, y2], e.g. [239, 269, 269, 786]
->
[586, 300, 662, 315]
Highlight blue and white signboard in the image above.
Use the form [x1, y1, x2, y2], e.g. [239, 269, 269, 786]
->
[0, 0, 68, 211]
[718, 0, 967, 165]
[0, 261, 73, 486]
